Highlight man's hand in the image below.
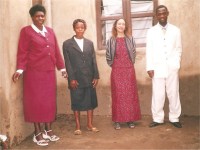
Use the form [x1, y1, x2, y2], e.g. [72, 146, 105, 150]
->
[147, 70, 154, 78]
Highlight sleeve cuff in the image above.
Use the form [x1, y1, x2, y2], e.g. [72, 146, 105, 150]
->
[16, 69, 23, 74]
[60, 68, 66, 72]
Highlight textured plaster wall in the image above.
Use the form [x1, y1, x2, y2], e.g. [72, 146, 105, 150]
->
[0, 0, 34, 146]
[0, 0, 199, 146]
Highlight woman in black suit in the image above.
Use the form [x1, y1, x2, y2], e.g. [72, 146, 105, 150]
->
[63, 19, 100, 135]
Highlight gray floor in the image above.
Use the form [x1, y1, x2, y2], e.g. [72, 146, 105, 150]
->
[13, 115, 199, 149]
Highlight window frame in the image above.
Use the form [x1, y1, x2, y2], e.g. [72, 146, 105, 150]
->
[95, 0, 158, 50]
[32, 0, 42, 5]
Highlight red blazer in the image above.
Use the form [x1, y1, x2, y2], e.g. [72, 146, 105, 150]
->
[17, 25, 65, 71]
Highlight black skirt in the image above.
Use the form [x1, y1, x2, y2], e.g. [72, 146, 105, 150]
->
[70, 87, 98, 111]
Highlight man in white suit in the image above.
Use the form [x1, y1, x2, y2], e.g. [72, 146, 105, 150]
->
[146, 5, 182, 128]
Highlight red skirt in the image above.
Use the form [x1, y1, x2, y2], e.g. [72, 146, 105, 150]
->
[111, 66, 141, 122]
[23, 69, 56, 122]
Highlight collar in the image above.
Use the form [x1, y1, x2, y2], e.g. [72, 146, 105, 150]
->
[158, 23, 168, 30]
[31, 24, 47, 33]
[74, 36, 84, 41]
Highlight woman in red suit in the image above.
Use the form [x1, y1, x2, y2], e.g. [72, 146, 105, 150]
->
[12, 4, 67, 146]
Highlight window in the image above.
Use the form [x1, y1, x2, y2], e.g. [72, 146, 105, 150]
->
[95, 0, 158, 49]
[32, 0, 42, 5]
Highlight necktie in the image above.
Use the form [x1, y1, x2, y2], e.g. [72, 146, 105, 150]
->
[162, 28, 166, 35]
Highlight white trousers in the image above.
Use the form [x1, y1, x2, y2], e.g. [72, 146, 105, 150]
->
[151, 71, 181, 123]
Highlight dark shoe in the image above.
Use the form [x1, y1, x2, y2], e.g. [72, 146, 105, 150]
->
[170, 122, 182, 128]
[114, 122, 121, 130]
[149, 122, 163, 128]
[127, 122, 135, 128]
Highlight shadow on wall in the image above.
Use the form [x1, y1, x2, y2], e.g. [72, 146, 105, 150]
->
[179, 74, 200, 116]
[57, 74, 200, 117]
[138, 74, 200, 116]
[0, 88, 10, 147]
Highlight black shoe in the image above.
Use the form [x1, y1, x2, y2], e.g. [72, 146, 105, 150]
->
[170, 122, 182, 128]
[149, 122, 163, 128]
[127, 122, 135, 128]
[114, 122, 121, 130]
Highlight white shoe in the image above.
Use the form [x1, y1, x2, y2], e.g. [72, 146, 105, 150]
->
[0, 134, 7, 142]
[33, 132, 48, 146]
[43, 130, 60, 142]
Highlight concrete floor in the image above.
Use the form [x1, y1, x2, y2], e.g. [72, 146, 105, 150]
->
[13, 115, 199, 149]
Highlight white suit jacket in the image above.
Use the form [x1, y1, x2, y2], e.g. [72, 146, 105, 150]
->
[146, 23, 182, 78]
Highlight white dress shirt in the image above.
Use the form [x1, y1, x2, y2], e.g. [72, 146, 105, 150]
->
[74, 36, 84, 52]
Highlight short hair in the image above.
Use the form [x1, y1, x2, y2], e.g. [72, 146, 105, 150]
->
[112, 18, 130, 38]
[29, 4, 46, 17]
[155, 5, 168, 14]
[72, 19, 87, 29]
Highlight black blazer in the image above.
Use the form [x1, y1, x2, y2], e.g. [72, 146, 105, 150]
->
[63, 36, 99, 88]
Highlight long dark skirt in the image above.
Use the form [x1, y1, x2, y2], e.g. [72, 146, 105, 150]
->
[70, 87, 98, 111]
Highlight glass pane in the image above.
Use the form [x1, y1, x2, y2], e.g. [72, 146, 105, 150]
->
[132, 17, 153, 44]
[101, 20, 115, 45]
[131, 0, 153, 14]
[102, 0, 123, 16]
